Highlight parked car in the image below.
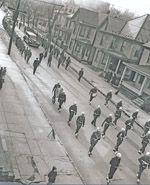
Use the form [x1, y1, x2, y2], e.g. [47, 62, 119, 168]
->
[23, 31, 40, 48]
[141, 97, 150, 113]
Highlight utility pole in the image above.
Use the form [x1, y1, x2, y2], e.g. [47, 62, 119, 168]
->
[8, 0, 21, 55]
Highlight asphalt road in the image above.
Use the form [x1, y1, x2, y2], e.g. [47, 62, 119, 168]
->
[2, 24, 150, 184]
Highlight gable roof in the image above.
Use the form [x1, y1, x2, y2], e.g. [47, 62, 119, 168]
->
[71, 8, 99, 27]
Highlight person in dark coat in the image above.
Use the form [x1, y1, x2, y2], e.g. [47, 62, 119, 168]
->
[62, 54, 66, 66]
[57, 57, 62, 69]
[26, 49, 32, 64]
[58, 91, 66, 112]
[106, 153, 121, 184]
[104, 90, 112, 106]
[137, 152, 150, 183]
[138, 131, 150, 155]
[101, 114, 112, 138]
[47, 166, 57, 184]
[68, 102, 77, 126]
[116, 99, 122, 110]
[47, 54, 52, 67]
[78, 68, 84, 82]
[113, 107, 122, 128]
[107, 71, 113, 83]
[49, 44, 53, 53]
[24, 47, 28, 61]
[75, 112, 85, 138]
[33, 58, 40, 75]
[39, 52, 44, 62]
[141, 119, 150, 137]
[88, 127, 101, 156]
[124, 116, 133, 139]
[91, 105, 101, 127]
[65, 56, 71, 70]
[89, 86, 97, 105]
[111, 73, 117, 85]
[44, 49, 48, 58]
[113, 128, 125, 152]
[131, 109, 139, 129]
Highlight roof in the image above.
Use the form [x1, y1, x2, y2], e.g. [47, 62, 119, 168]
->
[71, 8, 99, 27]
[143, 42, 150, 48]
[124, 63, 150, 78]
[120, 14, 150, 43]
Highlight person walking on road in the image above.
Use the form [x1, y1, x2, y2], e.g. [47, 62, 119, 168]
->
[138, 131, 150, 155]
[47, 166, 57, 184]
[113, 128, 125, 152]
[78, 68, 84, 82]
[116, 99, 122, 110]
[52, 82, 61, 104]
[131, 109, 139, 129]
[124, 116, 133, 138]
[65, 56, 71, 70]
[68, 102, 77, 126]
[141, 119, 150, 137]
[26, 49, 32, 64]
[101, 114, 113, 138]
[88, 127, 101, 157]
[89, 85, 97, 105]
[58, 91, 66, 112]
[137, 152, 150, 183]
[33, 58, 40, 75]
[104, 90, 112, 107]
[113, 107, 122, 129]
[75, 112, 85, 138]
[39, 52, 44, 62]
[47, 53, 53, 67]
[57, 56, 62, 69]
[106, 153, 121, 184]
[91, 105, 101, 127]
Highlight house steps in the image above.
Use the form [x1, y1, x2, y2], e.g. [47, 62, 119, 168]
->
[133, 97, 144, 107]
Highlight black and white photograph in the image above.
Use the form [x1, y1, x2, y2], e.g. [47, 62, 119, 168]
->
[0, 0, 150, 184]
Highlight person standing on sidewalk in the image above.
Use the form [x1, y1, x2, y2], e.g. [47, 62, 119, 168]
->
[124, 116, 133, 139]
[88, 127, 101, 157]
[104, 90, 112, 107]
[131, 109, 139, 129]
[116, 99, 122, 110]
[136, 152, 150, 183]
[39, 52, 44, 62]
[75, 112, 85, 138]
[101, 114, 113, 138]
[65, 56, 71, 70]
[91, 105, 101, 127]
[33, 58, 40, 75]
[47, 53, 53, 67]
[47, 166, 57, 184]
[138, 131, 150, 155]
[106, 153, 121, 184]
[89, 85, 97, 105]
[141, 119, 150, 137]
[68, 102, 77, 126]
[113, 128, 125, 152]
[78, 68, 84, 82]
[58, 91, 66, 112]
[113, 107, 122, 129]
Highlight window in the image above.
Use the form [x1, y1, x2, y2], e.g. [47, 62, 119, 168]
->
[147, 53, 150, 64]
[110, 37, 122, 50]
[65, 19, 69, 27]
[134, 46, 143, 58]
[101, 54, 108, 64]
[95, 50, 101, 62]
[79, 25, 86, 37]
[73, 24, 77, 35]
[86, 28, 91, 38]
[85, 47, 90, 56]
[100, 34, 110, 46]
[75, 43, 81, 52]
[138, 75, 144, 84]
[69, 40, 73, 49]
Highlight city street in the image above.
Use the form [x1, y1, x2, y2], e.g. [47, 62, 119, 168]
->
[0, 8, 150, 185]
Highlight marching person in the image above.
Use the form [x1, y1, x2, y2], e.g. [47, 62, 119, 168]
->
[26, 49, 32, 64]
[91, 105, 101, 127]
[141, 119, 150, 137]
[68, 102, 77, 126]
[33, 58, 40, 75]
[89, 85, 97, 105]
[47, 53, 53, 67]
[113, 128, 125, 152]
[52, 82, 61, 103]
[58, 91, 66, 112]
[78, 68, 84, 82]
[106, 153, 122, 184]
[104, 90, 112, 107]
[116, 99, 122, 110]
[88, 127, 101, 157]
[57, 56, 62, 69]
[138, 131, 150, 155]
[65, 56, 71, 70]
[113, 107, 122, 129]
[47, 166, 57, 184]
[124, 116, 133, 138]
[131, 109, 139, 129]
[75, 112, 85, 138]
[101, 114, 113, 138]
[39, 52, 44, 62]
[137, 152, 150, 183]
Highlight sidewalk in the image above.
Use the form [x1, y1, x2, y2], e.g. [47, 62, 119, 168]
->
[0, 36, 83, 184]
[67, 54, 149, 128]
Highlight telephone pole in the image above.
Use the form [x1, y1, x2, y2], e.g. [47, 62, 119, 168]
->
[8, 0, 21, 55]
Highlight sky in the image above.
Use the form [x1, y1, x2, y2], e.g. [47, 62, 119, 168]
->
[74, 0, 150, 16]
